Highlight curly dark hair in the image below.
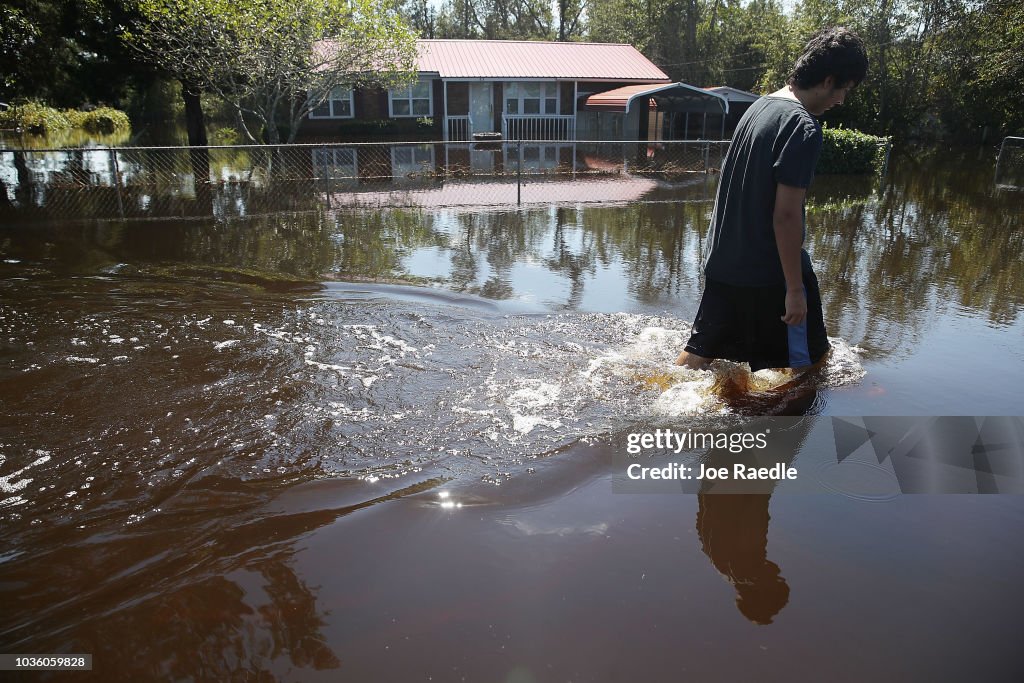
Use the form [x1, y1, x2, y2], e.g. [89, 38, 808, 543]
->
[787, 27, 868, 90]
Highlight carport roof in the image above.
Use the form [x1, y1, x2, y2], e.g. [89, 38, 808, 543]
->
[583, 83, 729, 113]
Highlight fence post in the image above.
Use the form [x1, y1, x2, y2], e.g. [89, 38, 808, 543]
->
[993, 139, 1005, 187]
[703, 141, 710, 174]
[109, 148, 125, 219]
[323, 150, 333, 210]
[12, 150, 31, 207]
[517, 139, 522, 206]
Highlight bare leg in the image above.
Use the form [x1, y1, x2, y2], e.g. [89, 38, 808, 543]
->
[675, 349, 712, 369]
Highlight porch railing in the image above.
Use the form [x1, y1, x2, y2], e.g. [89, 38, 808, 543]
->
[446, 116, 471, 142]
[502, 115, 576, 141]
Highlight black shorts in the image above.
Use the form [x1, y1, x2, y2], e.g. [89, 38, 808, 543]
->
[684, 253, 829, 372]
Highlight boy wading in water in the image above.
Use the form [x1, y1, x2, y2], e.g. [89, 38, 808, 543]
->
[677, 28, 868, 375]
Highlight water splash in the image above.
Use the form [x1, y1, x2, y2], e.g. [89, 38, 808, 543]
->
[0, 293, 865, 528]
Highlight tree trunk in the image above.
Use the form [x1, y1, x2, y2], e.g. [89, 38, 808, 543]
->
[180, 80, 208, 147]
[189, 148, 213, 217]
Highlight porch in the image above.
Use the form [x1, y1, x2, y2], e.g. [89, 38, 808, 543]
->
[442, 81, 579, 142]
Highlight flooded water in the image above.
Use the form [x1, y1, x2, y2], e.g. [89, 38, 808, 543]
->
[2, 149, 1023, 680]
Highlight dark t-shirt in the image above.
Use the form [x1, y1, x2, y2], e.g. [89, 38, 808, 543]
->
[702, 96, 822, 287]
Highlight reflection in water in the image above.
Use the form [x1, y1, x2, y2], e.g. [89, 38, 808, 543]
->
[808, 150, 1024, 356]
[698, 494, 790, 624]
[0, 141, 721, 219]
[1, 149, 1023, 678]
[696, 391, 817, 625]
[2, 151, 1019, 337]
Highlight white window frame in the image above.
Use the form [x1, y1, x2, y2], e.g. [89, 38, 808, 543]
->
[312, 148, 358, 178]
[389, 80, 433, 118]
[309, 86, 355, 119]
[503, 143, 569, 172]
[391, 145, 435, 176]
[505, 81, 559, 116]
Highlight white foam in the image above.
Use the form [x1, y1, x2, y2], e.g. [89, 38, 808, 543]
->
[494, 380, 565, 434]
[651, 372, 723, 416]
[0, 452, 51, 494]
[507, 381, 562, 409]
[511, 414, 563, 434]
[823, 337, 867, 386]
[213, 340, 240, 351]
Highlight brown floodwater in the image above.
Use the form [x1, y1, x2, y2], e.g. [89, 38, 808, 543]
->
[1, 148, 1023, 681]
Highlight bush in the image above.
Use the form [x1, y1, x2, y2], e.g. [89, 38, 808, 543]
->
[327, 117, 438, 141]
[0, 101, 131, 136]
[76, 107, 132, 134]
[818, 125, 890, 174]
[0, 101, 71, 134]
[211, 127, 241, 144]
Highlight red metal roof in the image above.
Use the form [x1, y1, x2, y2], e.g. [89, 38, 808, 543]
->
[315, 39, 671, 82]
[585, 84, 673, 111]
[325, 176, 663, 209]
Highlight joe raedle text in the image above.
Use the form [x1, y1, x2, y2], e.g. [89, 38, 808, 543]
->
[625, 461, 798, 481]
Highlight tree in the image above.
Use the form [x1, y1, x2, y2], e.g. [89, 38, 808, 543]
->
[0, 5, 41, 98]
[2, 0, 156, 108]
[555, 0, 588, 41]
[399, 0, 439, 37]
[436, 0, 481, 38]
[129, 0, 419, 144]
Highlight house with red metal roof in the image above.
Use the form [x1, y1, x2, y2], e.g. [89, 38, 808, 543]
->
[304, 39, 729, 142]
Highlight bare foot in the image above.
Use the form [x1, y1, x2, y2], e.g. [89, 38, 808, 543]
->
[675, 350, 712, 369]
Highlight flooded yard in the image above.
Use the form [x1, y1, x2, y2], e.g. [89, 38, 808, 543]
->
[1, 148, 1023, 680]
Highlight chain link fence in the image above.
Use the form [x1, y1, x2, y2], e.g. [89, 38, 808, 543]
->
[0, 140, 729, 221]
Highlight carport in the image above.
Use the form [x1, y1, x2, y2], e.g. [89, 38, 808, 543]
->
[581, 83, 729, 140]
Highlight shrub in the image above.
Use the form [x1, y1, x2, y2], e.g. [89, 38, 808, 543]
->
[818, 125, 890, 174]
[820, 126, 889, 173]
[0, 101, 71, 134]
[324, 117, 438, 141]
[211, 127, 241, 144]
[0, 101, 131, 136]
[63, 109, 89, 128]
[76, 107, 131, 134]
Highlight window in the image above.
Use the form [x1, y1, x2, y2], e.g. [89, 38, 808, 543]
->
[309, 86, 355, 119]
[312, 148, 357, 178]
[391, 145, 434, 176]
[389, 81, 432, 117]
[505, 82, 558, 116]
[505, 144, 566, 172]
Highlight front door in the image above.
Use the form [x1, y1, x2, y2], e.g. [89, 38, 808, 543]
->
[469, 83, 493, 134]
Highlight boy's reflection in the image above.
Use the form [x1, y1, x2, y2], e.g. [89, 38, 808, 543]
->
[695, 386, 817, 624]
[697, 492, 789, 624]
